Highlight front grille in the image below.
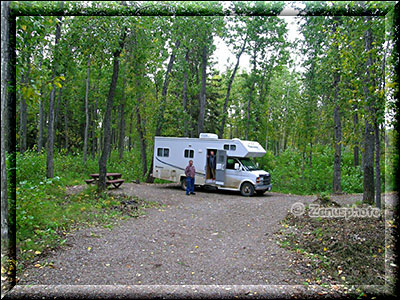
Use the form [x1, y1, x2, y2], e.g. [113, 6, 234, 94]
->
[262, 175, 271, 185]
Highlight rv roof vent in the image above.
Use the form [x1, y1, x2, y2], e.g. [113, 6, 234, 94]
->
[199, 133, 218, 139]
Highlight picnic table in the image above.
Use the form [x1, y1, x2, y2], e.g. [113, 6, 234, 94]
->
[85, 173, 124, 188]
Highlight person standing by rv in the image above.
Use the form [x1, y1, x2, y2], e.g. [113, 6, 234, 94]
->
[208, 151, 217, 180]
[185, 160, 196, 195]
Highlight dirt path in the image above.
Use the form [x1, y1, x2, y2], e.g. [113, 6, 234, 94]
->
[16, 183, 395, 286]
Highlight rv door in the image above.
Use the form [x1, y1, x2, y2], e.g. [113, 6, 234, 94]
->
[215, 150, 227, 185]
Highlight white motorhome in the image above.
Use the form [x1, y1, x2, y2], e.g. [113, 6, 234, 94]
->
[152, 133, 272, 196]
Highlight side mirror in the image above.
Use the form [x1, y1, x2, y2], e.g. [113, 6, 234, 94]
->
[234, 163, 240, 170]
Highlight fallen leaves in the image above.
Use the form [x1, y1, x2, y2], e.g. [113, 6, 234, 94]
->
[275, 203, 389, 286]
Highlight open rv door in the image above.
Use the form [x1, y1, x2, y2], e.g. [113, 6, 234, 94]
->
[215, 150, 227, 185]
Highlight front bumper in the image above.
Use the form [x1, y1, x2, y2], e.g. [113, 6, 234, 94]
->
[255, 184, 272, 191]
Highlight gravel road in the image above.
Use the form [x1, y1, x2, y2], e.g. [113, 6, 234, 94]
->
[16, 183, 396, 287]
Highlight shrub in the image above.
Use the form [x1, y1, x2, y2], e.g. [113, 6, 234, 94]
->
[259, 145, 388, 195]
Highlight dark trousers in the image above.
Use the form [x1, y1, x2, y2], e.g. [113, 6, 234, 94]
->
[186, 177, 195, 194]
[210, 168, 216, 179]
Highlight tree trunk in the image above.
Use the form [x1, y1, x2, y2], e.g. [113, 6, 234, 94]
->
[197, 44, 208, 136]
[46, 86, 56, 178]
[46, 14, 62, 178]
[362, 16, 375, 204]
[91, 97, 98, 159]
[83, 58, 90, 163]
[64, 93, 68, 153]
[245, 80, 256, 140]
[128, 111, 134, 152]
[19, 93, 27, 154]
[375, 121, 381, 208]
[38, 95, 44, 152]
[136, 97, 147, 177]
[332, 20, 342, 194]
[219, 37, 247, 138]
[1, 1, 16, 291]
[190, 95, 195, 138]
[353, 108, 359, 166]
[155, 39, 180, 136]
[19, 60, 29, 154]
[54, 87, 62, 133]
[374, 30, 388, 209]
[147, 39, 180, 183]
[182, 49, 189, 137]
[309, 135, 313, 168]
[333, 102, 342, 194]
[118, 72, 126, 160]
[245, 55, 257, 141]
[98, 29, 126, 191]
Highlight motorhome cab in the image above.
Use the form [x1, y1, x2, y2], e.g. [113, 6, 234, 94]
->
[152, 133, 272, 196]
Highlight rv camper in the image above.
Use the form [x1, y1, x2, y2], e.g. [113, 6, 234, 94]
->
[152, 133, 272, 196]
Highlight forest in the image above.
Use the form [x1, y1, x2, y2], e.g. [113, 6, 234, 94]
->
[1, 0, 399, 290]
[2, 1, 397, 195]
[6, 1, 397, 198]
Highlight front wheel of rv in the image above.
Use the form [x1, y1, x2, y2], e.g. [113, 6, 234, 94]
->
[240, 182, 254, 197]
[180, 177, 187, 191]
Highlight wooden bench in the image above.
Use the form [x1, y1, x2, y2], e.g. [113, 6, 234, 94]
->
[90, 173, 122, 180]
[106, 179, 124, 188]
[84, 173, 124, 188]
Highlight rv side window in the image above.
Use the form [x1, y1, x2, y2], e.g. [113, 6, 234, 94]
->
[157, 148, 169, 157]
[230, 145, 236, 151]
[184, 149, 194, 158]
[163, 148, 169, 157]
[224, 144, 229, 150]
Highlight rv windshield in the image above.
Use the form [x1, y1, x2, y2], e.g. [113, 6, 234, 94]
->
[239, 158, 260, 171]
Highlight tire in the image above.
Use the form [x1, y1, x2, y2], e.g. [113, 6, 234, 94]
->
[240, 182, 255, 197]
[256, 190, 267, 195]
[180, 177, 187, 191]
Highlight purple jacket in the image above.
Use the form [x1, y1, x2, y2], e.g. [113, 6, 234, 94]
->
[185, 165, 195, 178]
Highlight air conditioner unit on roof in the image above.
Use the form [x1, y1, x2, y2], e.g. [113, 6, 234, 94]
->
[199, 133, 218, 139]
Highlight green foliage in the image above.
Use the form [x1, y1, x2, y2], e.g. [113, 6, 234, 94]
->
[259, 145, 390, 195]
[11, 2, 397, 204]
[16, 149, 152, 186]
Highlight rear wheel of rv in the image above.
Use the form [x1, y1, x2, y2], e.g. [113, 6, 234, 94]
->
[180, 177, 187, 190]
[240, 182, 255, 196]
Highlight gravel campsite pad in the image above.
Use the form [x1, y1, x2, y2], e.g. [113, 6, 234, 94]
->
[15, 183, 396, 289]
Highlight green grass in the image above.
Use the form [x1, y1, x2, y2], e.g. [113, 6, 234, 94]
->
[16, 179, 158, 266]
[12, 150, 161, 270]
